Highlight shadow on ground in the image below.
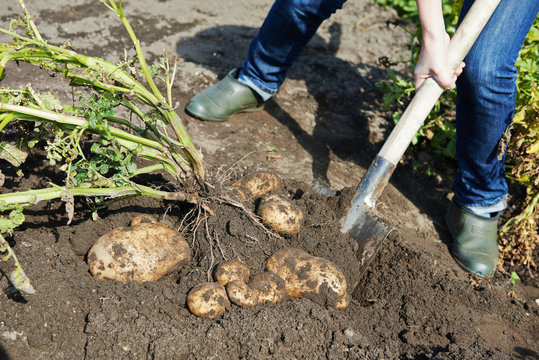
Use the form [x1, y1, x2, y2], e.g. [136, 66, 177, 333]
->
[177, 24, 390, 179]
[0, 343, 11, 360]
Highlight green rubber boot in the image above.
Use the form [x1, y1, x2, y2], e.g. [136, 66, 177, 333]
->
[445, 201, 499, 278]
[185, 68, 265, 122]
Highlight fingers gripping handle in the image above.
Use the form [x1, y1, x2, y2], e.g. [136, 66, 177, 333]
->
[378, 0, 501, 166]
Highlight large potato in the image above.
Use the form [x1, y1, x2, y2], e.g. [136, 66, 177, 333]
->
[265, 248, 350, 309]
[187, 282, 230, 319]
[232, 171, 282, 200]
[88, 219, 191, 284]
[258, 194, 303, 235]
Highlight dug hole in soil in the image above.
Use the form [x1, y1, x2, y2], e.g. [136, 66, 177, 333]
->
[0, 0, 537, 359]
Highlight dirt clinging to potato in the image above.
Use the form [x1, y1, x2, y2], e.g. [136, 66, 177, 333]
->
[88, 220, 191, 284]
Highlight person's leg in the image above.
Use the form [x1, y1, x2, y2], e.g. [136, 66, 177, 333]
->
[447, 0, 539, 277]
[454, 0, 538, 214]
[239, 0, 347, 100]
[185, 0, 347, 121]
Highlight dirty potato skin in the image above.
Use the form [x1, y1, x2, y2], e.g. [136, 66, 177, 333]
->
[226, 280, 260, 307]
[266, 248, 350, 309]
[249, 271, 287, 304]
[88, 220, 191, 284]
[214, 260, 250, 286]
[187, 282, 230, 319]
[232, 171, 282, 200]
[226, 271, 287, 307]
[258, 194, 303, 235]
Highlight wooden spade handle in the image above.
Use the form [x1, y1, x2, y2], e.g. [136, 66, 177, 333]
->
[378, 0, 501, 165]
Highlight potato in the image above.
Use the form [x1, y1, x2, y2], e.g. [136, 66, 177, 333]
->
[258, 194, 303, 235]
[226, 280, 260, 307]
[214, 260, 286, 307]
[187, 282, 230, 319]
[249, 272, 287, 304]
[226, 271, 287, 307]
[214, 260, 250, 286]
[88, 219, 190, 284]
[232, 171, 282, 200]
[265, 248, 350, 309]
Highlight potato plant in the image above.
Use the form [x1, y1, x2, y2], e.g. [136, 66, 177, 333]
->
[0, 0, 206, 293]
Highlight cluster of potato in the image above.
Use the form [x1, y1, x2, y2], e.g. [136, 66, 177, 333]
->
[88, 215, 191, 284]
[187, 248, 350, 319]
[232, 171, 304, 235]
[86, 172, 347, 321]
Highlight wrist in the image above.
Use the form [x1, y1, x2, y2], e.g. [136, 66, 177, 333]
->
[421, 27, 449, 45]
[422, 24, 447, 36]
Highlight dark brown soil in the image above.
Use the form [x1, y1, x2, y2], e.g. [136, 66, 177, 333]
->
[0, 0, 537, 359]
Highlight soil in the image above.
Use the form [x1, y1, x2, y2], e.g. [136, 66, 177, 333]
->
[0, 0, 538, 359]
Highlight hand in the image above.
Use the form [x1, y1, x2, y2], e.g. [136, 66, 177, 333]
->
[414, 31, 465, 90]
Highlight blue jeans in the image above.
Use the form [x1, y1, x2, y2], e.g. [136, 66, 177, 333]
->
[453, 0, 539, 216]
[238, 0, 347, 100]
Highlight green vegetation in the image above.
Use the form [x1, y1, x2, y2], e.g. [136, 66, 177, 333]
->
[374, 0, 538, 273]
[0, 0, 206, 293]
[510, 271, 520, 285]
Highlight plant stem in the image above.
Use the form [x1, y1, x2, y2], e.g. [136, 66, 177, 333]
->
[131, 163, 167, 176]
[0, 233, 35, 294]
[0, 184, 200, 208]
[105, 0, 164, 103]
[17, 0, 44, 43]
[0, 103, 165, 151]
[0, 113, 16, 132]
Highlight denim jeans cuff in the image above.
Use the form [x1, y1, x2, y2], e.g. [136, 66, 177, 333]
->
[237, 74, 275, 101]
[454, 196, 507, 218]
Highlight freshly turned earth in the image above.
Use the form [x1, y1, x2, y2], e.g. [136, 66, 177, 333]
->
[0, 0, 537, 359]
